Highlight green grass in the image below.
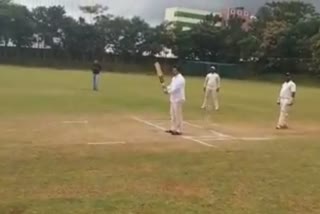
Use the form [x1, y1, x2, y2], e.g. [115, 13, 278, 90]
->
[0, 65, 320, 213]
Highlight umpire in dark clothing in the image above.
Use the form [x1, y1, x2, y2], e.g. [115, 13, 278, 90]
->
[92, 60, 102, 91]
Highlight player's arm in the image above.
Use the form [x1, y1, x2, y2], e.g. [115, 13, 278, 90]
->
[216, 75, 221, 92]
[277, 86, 282, 105]
[203, 75, 209, 92]
[167, 79, 183, 94]
[290, 84, 297, 105]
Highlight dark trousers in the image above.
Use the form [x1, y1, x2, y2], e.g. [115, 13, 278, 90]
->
[93, 73, 99, 91]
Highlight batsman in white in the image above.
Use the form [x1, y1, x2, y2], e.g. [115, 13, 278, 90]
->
[276, 72, 297, 129]
[162, 66, 186, 136]
[201, 66, 221, 111]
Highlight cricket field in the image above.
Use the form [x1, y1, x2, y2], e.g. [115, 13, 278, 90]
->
[0, 65, 320, 213]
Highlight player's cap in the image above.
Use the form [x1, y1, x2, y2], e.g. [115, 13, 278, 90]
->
[285, 72, 291, 76]
[209, 66, 216, 72]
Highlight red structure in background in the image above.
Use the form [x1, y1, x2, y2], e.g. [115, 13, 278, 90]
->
[221, 7, 254, 31]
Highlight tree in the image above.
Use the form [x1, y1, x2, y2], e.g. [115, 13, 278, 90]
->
[79, 4, 110, 25]
[171, 14, 223, 60]
[252, 0, 320, 73]
[0, 0, 12, 46]
[144, 22, 175, 55]
[221, 16, 247, 62]
[32, 6, 67, 49]
[260, 21, 290, 57]
[5, 4, 34, 48]
[61, 17, 104, 60]
[310, 32, 320, 74]
[121, 17, 151, 56]
[95, 16, 151, 56]
[257, 1, 318, 24]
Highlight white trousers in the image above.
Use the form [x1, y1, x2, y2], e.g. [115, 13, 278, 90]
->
[278, 98, 291, 127]
[170, 101, 184, 133]
[202, 88, 219, 111]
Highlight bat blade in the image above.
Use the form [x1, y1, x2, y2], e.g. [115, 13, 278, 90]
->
[154, 62, 165, 83]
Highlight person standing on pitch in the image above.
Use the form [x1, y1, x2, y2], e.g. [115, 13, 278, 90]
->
[276, 73, 297, 129]
[201, 66, 221, 111]
[162, 66, 186, 135]
[92, 60, 102, 91]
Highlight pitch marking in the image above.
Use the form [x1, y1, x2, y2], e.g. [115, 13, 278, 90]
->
[87, 141, 126, 145]
[131, 116, 166, 131]
[184, 121, 232, 138]
[62, 120, 88, 124]
[131, 116, 217, 148]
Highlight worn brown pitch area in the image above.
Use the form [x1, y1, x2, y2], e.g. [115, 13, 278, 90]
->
[0, 114, 208, 151]
[0, 114, 319, 151]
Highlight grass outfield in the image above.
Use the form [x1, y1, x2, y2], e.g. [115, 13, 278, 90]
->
[0, 65, 320, 213]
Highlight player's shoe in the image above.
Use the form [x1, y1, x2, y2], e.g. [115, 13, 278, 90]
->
[171, 131, 182, 136]
[276, 125, 289, 130]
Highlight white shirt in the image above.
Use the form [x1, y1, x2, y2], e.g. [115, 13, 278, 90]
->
[279, 80, 296, 99]
[204, 73, 221, 90]
[167, 73, 186, 103]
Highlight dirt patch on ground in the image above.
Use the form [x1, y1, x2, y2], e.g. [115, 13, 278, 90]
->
[0, 114, 319, 151]
[0, 114, 206, 151]
[159, 181, 210, 198]
[182, 120, 320, 139]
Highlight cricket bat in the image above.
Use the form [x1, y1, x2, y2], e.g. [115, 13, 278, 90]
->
[154, 62, 165, 84]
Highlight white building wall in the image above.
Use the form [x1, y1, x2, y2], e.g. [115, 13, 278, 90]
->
[165, 7, 222, 26]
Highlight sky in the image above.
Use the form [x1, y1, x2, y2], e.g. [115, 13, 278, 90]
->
[14, 0, 320, 25]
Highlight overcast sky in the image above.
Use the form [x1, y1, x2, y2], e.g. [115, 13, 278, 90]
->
[14, 0, 320, 25]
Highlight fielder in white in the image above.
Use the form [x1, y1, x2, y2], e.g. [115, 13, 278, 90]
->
[162, 66, 186, 135]
[201, 66, 221, 111]
[276, 73, 296, 129]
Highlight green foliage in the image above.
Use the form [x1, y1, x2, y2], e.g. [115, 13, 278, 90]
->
[1, 1, 320, 73]
[32, 6, 66, 49]
[5, 4, 34, 48]
[310, 33, 320, 74]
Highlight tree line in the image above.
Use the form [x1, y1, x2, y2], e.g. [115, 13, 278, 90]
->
[1, 0, 320, 74]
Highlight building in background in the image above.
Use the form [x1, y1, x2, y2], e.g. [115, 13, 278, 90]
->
[222, 7, 255, 31]
[164, 7, 254, 31]
[164, 7, 222, 31]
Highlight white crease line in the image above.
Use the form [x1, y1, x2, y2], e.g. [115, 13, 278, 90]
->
[210, 130, 232, 138]
[184, 121, 232, 138]
[62, 120, 88, 124]
[132, 116, 216, 148]
[238, 137, 274, 141]
[196, 136, 230, 140]
[132, 116, 166, 131]
[184, 121, 202, 129]
[185, 122, 276, 141]
[194, 136, 273, 142]
[87, 141, 126, 145]
[182, 136, 218, 147]
[3, 129, 16, 132]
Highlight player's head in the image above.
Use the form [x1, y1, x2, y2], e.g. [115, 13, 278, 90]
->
[172, 65, 180, 76]
[285, 72, 292, 82]
[210, 66, 216, 73]
[94, 60, 99, 64]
